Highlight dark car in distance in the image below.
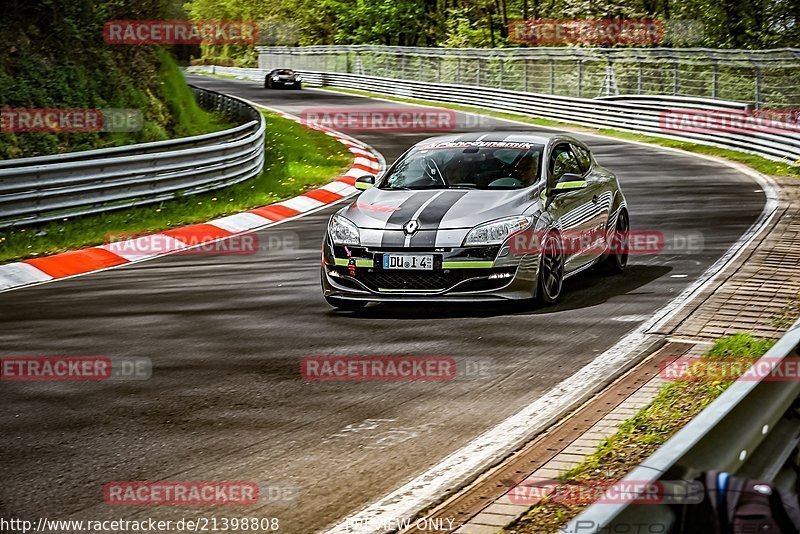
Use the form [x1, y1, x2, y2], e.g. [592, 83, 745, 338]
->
[265, 69, 302, 89]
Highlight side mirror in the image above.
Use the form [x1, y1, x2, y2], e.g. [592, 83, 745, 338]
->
[545, 173, 587, 208]
[549, 173, 587, 196]
[355, 175, 375, 191]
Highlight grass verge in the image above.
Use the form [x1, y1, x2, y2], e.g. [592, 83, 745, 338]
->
[505, 334, 776, 533]
[0, 111, 351, 264]
[326, 87, 800, 178]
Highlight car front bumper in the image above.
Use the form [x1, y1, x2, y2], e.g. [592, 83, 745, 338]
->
[320, 239, 540, 302]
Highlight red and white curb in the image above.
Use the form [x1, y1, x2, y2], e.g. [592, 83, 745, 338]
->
[0, 111, 384, 292]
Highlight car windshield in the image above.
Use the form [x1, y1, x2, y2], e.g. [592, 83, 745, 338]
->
[380, 141, 544, 190]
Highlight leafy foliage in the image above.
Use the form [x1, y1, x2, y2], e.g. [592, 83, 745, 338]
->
[0, 0, 228, 158]
[184, 0, 800, 59]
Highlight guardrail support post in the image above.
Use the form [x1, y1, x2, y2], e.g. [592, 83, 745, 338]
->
[523, 59, 529, 92]
[499, 60, 504, 89]
[755, 65, 762, 109]
[637, 60, 643, 94]
[477, 59, 482, 86]
[673, 61, 679, 96]
[549, 59, 555, 94]
[578, 60, 583, 98]
[713, 62, 719, 99]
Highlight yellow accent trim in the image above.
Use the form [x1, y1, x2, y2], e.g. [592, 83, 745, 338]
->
[354, 181, 373, 191]
[554, 180, 587, 190]
[334, 258, 373, 267]
[441, 261, 494, 269]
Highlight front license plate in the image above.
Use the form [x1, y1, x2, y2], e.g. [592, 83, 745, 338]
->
[382, 254, 434, 270]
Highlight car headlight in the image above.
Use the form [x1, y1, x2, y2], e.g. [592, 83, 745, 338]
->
[329, 214, 360, 245]
[463, 216, 533, 246]
[296, 75, 302, 81]
[272, 76, 280, 81]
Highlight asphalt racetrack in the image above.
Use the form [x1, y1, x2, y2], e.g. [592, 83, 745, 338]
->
[0, 75, 767, 532]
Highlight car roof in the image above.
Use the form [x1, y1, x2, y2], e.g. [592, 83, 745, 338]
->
[414, 132, 579, 148]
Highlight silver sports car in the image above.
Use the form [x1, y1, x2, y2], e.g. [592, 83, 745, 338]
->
[321, 132, 629, 309]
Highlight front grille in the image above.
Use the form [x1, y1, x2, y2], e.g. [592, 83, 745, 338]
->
[354, 269, 510, 292]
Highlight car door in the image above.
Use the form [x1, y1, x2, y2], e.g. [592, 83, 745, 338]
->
[546, 142, 597, 273]
[570, 142, 610, 264]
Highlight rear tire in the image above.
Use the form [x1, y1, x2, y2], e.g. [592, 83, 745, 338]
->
[325, 296, 368, 311]
[536, 232, 564, 305]
[600, 209, 629, 274]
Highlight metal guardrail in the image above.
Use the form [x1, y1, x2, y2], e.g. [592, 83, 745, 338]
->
[256, 45, 800, 108]
[570, 318, 800, 533]
[0, 86, 265, 229]
[186, 65, 800, 164]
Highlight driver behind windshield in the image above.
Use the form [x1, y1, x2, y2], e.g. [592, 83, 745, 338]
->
[381, 144, 543, 190]
[514, 153, 539, 187]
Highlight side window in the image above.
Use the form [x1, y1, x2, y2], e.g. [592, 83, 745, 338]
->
[548, 144, 582, 183]
[572, 144, 592, 174]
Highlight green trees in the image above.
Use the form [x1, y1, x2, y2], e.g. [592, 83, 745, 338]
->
[183, 0, 799, 52]
[1, 0, 229, 158]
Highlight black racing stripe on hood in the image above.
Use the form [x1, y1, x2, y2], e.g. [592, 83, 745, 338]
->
[380, 191, 438, 247]
[453, 132, 513, 144]
[483, 132, 513, 142]
[409, 191, 469, 247]
[453, 133, 485, 142]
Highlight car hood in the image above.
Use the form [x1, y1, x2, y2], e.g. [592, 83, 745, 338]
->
[340, 187, 540, 231]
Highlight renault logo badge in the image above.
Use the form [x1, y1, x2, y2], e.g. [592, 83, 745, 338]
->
[403, 219, 419, 235]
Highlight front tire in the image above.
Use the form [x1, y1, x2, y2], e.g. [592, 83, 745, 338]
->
[265, 78, 273, 89]
[293, 81, 302, 90]
[537, 232, 564, 305]
[325, 296, 368, 311]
